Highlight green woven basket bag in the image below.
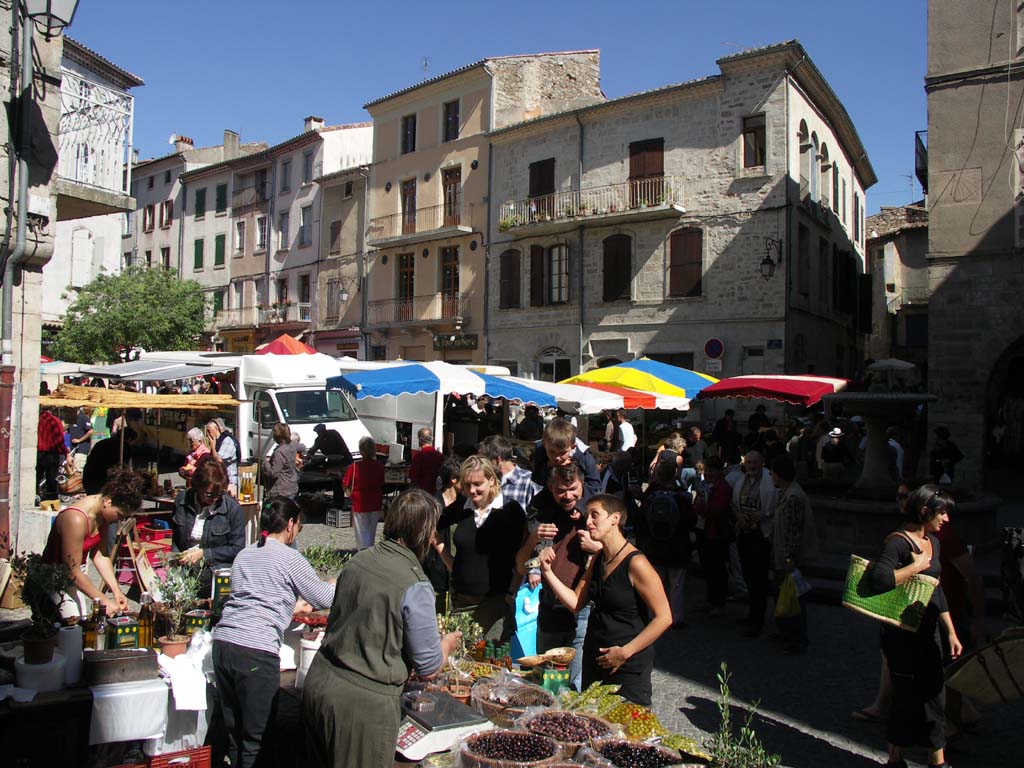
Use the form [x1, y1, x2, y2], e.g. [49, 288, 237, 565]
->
[842, 554, 938, 631]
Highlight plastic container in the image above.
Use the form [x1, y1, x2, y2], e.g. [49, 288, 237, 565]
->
[295, 632, 322, 690]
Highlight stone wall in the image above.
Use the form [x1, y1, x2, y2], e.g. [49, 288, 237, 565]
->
[490, 51, 603, 128]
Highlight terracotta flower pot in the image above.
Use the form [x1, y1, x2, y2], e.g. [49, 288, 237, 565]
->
[157, 635, 189, 658]
[21, 630, 57, 664]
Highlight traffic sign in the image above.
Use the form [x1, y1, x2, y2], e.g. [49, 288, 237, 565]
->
[704, 338, 724, 360]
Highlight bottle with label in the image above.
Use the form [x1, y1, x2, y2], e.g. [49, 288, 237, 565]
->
[137, 592, 154, 648]
[83, 598, 102, 650]
[94, 604, 108, 651]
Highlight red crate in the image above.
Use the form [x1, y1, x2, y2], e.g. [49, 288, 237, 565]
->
[148, 746, 211, 768]
[143, 540, 172, 565]
[137, 525, 173, 543]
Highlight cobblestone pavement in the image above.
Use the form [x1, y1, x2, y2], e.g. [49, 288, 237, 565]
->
[296, 519, 1020, 768]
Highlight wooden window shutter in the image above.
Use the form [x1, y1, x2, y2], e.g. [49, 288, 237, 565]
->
[646, 139, 664, 177]
[529, 159, 555, 198]
[500, 249, 521, 309]
[603, 234, 631, 302]
[329, 221, 342, 252]
[668, 228, 702, 298]
[530, 244, 545, 306]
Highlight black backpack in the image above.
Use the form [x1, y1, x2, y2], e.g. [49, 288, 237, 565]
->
[645, 490, 681, 539]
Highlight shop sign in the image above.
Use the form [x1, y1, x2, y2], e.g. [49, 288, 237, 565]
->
[433, 333, 478, 351]
[705, 358, 723, 373]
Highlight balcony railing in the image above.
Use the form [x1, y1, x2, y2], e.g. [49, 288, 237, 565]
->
[231, 183, 269, 209]
[498, 176, 683, 231]
[367, 201, 471, 243]
[368, 291, 470, 326]
[58, 69, 134, 194]
[257, 302, 313, 324]
[886, 285, 930, 314]
[209, 306, 259, 331]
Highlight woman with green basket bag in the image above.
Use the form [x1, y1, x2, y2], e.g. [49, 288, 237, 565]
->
[870, 485, 962, 768]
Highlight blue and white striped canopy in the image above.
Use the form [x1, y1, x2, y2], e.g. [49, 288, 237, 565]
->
[327, 361, 559, 407]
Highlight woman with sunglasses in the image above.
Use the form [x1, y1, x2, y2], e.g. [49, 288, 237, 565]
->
[870, 484, 962, 768]
[172, 459, 246, 590]
[213, 497, 335, 768]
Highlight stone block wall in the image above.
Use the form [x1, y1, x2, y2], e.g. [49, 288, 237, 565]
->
[490, 52, 603, 128]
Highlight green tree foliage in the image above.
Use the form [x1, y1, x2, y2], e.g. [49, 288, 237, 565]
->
[50, 267, 207, 363]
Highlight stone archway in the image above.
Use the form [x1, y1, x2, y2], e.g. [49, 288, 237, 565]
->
[985, 336, 1024, 474]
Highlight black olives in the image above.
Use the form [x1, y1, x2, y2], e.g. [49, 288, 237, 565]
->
[526, 711, 610, 743]
[466, 730, 558, 763]
[599, 740, 683, 768]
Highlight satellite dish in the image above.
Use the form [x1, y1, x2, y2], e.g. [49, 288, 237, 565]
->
[168, 133, 179, 145]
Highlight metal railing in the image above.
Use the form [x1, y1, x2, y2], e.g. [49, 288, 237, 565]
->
[231, 183, 268, 209]
[58, 68, 134, 194]
[498, 176, 682, 230]
[886, 284, 930, 313]
[209, 306, 259, 330]
[257, 303, 313, 324]
[368, 291, 470, 325]
[367, 201, 470, 242]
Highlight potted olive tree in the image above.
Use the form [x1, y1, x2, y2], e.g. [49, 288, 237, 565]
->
[11, 553, 73, 664]
[155, 565, 201, 658]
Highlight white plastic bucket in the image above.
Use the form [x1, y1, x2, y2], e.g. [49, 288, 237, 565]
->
[295, 633, 322, 690]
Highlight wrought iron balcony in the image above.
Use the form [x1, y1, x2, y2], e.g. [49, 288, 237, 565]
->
[256, 302, 313, 325]
[231, 183, 269, 210]
[208, 306, 259, 331]
[498, 176, 684, 234]
[367, 201, 473, 246]
[56, 68, 135, 220]
[367, 291, 470, 328]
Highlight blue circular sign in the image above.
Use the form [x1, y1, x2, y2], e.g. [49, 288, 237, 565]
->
[704, 338, 724, 360]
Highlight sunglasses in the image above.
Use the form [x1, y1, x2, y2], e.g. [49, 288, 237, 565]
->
[197, 489, 224, 504]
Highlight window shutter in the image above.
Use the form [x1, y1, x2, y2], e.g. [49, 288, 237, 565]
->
[668, 228, 702, 298]
[857, 273, 872, 334]
[215, 234, 225, 265]
[329, 221, 342, 252]
[646, 139, 664, 177]
[500, 250, 521, 309]
[530, 244, 545, 307]
[529, 159, 555, 198]
[629, 142, 644, 179]
[603, 234, 631, 302]
[194, 239, 204, 270]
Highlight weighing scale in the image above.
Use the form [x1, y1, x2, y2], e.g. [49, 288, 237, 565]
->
[395, 690, 493, 761]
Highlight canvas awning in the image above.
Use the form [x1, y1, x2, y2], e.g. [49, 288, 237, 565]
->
[40, 384, 238, 411]
[80, 359, 235, 382]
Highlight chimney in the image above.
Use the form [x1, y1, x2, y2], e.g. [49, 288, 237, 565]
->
[304, 115, 325, 133]
[223, 130, 240, 160]
[174, 135, 194, 152]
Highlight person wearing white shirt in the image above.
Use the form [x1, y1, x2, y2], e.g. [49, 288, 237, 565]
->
[616, 409, 637, 451]
[730, 451, 777, 636]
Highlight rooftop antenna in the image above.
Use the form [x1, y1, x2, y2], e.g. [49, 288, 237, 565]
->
[902, 173, 916, 204]
[421, 56, 430, 81]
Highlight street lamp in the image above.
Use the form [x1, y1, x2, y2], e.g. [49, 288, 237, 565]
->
[24, 0, 79, 39]
[760, 237, 783, 280]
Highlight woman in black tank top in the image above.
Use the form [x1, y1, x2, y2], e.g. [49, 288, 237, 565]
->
[539, 493, 672, 705]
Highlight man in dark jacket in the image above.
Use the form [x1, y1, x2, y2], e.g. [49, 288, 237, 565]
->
[83, 428, 136, 495]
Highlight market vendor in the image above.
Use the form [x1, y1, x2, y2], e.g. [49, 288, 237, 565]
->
[212, 497, 336, 768]
[178, 427, 210, 481]
[540, 493, 671, 706]
[42, 466, 147, 618]
[171, 460, 245, 590]
[303, 489, 462, 768]
[436, 455, 526, 641]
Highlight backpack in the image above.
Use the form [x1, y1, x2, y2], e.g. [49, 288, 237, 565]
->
[645, 490, 681, 539]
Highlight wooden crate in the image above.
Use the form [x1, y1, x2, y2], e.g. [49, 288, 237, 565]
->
[325, 507, 351, 528]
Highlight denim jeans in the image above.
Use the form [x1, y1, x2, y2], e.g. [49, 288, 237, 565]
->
[570, 602, 592, 691]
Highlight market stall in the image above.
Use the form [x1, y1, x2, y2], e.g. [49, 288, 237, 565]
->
[696, 374, 848, 407]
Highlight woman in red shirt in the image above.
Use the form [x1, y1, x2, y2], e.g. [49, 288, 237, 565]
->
[344, 436, 385, 550]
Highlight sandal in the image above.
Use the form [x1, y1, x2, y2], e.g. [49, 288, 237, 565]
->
[850, 708, 885, 723]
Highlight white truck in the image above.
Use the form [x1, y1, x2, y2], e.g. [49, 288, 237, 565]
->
[116, 351, 374, 460]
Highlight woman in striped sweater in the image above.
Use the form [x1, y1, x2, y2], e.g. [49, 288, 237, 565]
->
[212, 497, 336, 768]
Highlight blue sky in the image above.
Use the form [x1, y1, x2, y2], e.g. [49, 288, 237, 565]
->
[69, 0, 926, 215]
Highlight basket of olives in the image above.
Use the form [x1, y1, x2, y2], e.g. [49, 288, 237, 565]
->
[460, 729, 563, 767]
[472, 679, 557, 727]
[585, 737, 706, 767]
[519, 709, 614, 756]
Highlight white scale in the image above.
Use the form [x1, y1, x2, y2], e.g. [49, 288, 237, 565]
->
[395, 690, 494, 761]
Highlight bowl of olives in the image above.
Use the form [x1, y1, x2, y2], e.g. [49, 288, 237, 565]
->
[472, 680, 557, 727]
[460, 729, 562, 767]
[521, 710, 613, 755]
[590, 737, 700, 767]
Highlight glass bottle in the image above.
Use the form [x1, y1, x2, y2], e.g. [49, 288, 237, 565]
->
[94, 604, 108, 651]
[83, 598, 101, 650]
[137, 592, 154, 648]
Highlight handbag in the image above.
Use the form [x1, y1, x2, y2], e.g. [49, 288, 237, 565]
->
[842, 532, 938, 631]
[774, 573, 801, 619]
[57, 455, 84, 495]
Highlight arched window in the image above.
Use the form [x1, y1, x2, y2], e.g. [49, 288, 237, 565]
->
[798, 120, 810, 200]
[809, 132, 820, 203]
[819, 143, 830, 209]
[602, 234, 632, 302]
[499, 249, 521, 309]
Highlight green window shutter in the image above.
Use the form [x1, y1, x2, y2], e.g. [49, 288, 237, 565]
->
[215, 234, 225, 265]
[213, 291, 224, 313]
[216, 184, 227, 213]
[194, 239, 204, 269]
[195, 188, 206, 217]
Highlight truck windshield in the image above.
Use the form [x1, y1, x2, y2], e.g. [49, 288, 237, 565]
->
[275, 389, 356, 424]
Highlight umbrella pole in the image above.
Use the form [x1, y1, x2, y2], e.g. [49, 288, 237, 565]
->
[119, 421, 125, 465]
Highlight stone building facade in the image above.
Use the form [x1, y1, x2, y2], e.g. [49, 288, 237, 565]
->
[924, 0, 1024, 485]
[362, 51, 603, 364]
[865, 204, 928, 368]
[486, 42, 875, 383]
